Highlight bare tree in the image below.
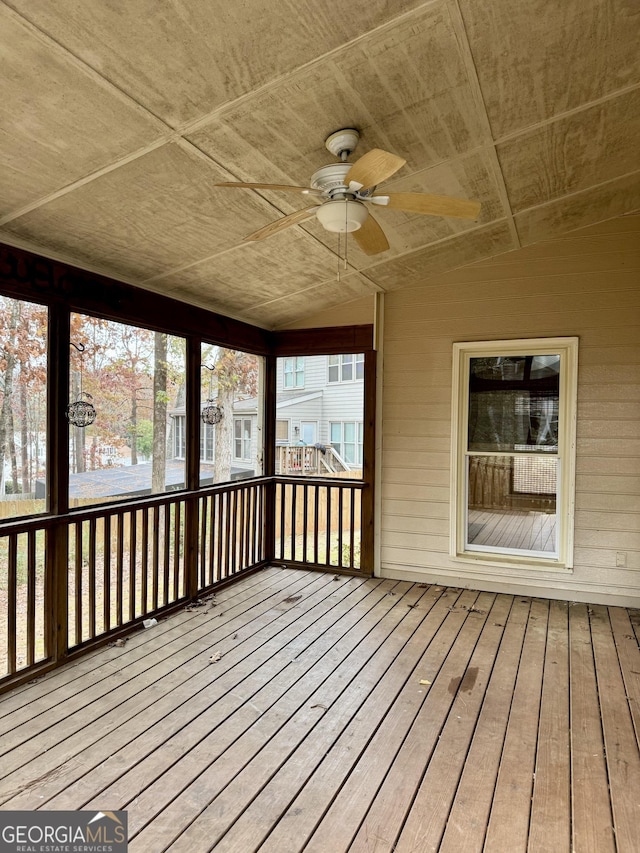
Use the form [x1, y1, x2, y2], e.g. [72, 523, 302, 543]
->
[151, 332, 168, 493]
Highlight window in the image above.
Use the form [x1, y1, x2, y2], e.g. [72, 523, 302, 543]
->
[276, 419, 290, 444]
[283, 356, 305, 389]
[330, 422, 364, 466]
[200, 422, 215, 462]
[451, 338, 578, 568]
[200, 343, 262, 484]
[328, 353, 364, 383]
[234, 418, 252, 461]
[173, 415, 186, 459]
[69, 314, 187, 502]
[0, 295, 48, 516]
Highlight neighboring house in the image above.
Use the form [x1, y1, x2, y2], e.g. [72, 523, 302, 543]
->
[170, 398, 259, 481]
[228, 354, 365, 477]
[275, 353, 365, 474]
[167, 353, 365, 478]
[279, 353, 363, 446]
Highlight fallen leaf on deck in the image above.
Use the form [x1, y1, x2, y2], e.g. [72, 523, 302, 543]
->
[108, 638, 127, 648]
[283, 595, 302, 603]
[209, 652, 222, 663]
[310, 704, 328, 710]
[419, 679, 431, 685]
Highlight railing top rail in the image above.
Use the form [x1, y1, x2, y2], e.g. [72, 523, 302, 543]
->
[0, 476, 272, 531]
[0, 513, 57, 536]
[274, 476, 366, 488]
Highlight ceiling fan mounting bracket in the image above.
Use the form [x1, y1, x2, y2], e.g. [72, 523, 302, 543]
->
[324, 128, 360, 160]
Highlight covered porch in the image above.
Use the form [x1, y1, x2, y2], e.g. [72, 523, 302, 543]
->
[1, 565, 638, 852]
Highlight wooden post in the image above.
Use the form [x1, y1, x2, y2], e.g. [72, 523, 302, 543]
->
[184, 337, 201, 598]
[263, 354, 277, 564]
[360, 349, 376, 575]
[46, 303, 70, 663]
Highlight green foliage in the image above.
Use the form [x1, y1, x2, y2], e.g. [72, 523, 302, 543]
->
[129, 419, 154, 457]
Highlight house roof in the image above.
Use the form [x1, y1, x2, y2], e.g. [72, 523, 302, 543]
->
[1, 2, 638, 329]
[56, 460, 248, 500]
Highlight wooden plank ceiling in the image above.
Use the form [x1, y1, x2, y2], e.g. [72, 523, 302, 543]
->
[0, 0, 639, 329]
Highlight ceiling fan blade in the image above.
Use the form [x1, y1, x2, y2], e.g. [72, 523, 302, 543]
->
[381, 192, 481, 219]
[351, 213, 390, 256]
[215, 181, 317, 193]
[346, 149, 406, 191]
[244, 206, 317, 242]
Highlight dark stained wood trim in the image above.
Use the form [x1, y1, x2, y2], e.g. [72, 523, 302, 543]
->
[271, 325, 374, 356]
[0, 242, 271, 355]
[360, 349, 376, 576]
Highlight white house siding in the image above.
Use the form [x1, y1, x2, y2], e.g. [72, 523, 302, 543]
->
[380, 214, 640, 606]
[277, 356, 365, 447]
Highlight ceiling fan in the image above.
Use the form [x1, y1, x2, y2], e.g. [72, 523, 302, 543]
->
[214, 128, 481, 256]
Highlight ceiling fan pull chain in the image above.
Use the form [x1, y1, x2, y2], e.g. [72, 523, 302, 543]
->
[337, 232, 341, 282]
[344, 202, 349, 270]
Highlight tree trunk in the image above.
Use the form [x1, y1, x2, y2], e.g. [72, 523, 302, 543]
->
[19, 362, 29, 492]
[72, 370, 85, 473]
[130, 390, 138, 466]
[151, 332, 167, 493]
[214, 383, 234, 483]
[0, 300, 20, 493]
[8, 407, 19, 493]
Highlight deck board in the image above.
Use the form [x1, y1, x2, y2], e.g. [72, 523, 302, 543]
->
[0, 568, 638, 853]
[528, 600, 571, 852]
[568, 603, 615, 853]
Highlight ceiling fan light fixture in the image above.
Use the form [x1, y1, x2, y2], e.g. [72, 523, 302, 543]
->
[315, 199, 368, 233]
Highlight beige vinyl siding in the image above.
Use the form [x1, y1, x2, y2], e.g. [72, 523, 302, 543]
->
[276, 295, 375, 329]
[379, 214, 640, 606]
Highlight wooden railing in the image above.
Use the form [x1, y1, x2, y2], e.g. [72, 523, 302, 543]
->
[274, 477, 364, 571]
[197, 479, 266, 590]
[0, 478, 270, 689]
[275, 444, 350, 475]
[67, 495, 188, 649]
[0, 518, 50, 679]
[0, 475, 366, 690]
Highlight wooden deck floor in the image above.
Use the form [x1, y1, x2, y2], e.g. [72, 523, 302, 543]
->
[468, 508, 557, 553]
[0, 567, 639, 852]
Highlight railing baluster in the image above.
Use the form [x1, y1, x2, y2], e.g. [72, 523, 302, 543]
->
[74, 523, 83, 645]
[27, 530, 37, 666]
[337, 487, 344, 567]
[278, 483, 285, 560]
[225, 491, 238, 578]
[88, 518, 96, 640]
[349, 486, 356, 569]
[291, 484, 297, 562]
[207, 494, 215, 586]
[129, 510, 137, 620]
[116, 512, 124, 627]
[313, 485, 319, 565]
[173, 501, 181, 600]
[216, 492, 224, 581]
[325, 486, 332, 566]
[152, 506, 159, 611]
[302, 483, 308, 563]
[199, 495, 208, 589]
[233, 489, 247, 570]
[7, 534, 17, 674]
[141, 508, 149, 615]
[163, 503, 171, 606]
[103, 515, 111, 633]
